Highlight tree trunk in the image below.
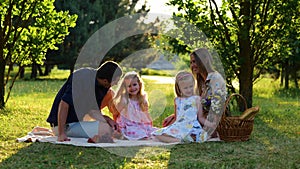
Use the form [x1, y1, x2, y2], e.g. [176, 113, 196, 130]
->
[19, 66, 25, 79]
[0, 17, 5, 108]
[284, 59, 289, 89]
[294, 75, 299, 89]
[44, 62, 53, 76]
[37, 64, 44, 76]
[31, 61, 38, 79]
[292, 59, 299, 89]
[0, 57, 5, 109]
[280, 62, 284, 86]
[238, 0, 252, 110]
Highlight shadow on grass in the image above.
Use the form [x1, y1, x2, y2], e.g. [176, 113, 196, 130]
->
[0, 142, 129, 168]
[273, 87, 300, 98]
[0, 140, 178, 168]
[1, 101, 299, 168]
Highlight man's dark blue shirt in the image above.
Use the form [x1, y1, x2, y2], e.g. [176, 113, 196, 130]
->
[46, 68, 109, 126]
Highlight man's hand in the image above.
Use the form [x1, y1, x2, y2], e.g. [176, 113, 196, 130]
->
[104, 115, 119, 131]
[107, 118, 119, 131]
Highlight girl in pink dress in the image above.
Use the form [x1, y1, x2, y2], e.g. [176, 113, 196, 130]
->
[113, 71, 157, 140]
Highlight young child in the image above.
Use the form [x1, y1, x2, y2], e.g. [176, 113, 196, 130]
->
[113, 71, 157, 140]
[152, 71, 210, 143]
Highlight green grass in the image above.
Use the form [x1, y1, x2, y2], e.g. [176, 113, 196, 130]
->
[0, 69, 299, 169]
[140, 68, 177, 77]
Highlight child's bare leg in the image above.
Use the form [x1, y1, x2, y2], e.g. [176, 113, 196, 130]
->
[155, 134, 180, 143]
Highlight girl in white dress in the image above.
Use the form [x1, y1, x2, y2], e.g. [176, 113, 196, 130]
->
[152, 71, 211, 143]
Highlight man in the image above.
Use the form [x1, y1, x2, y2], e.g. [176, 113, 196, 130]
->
[47, 61, 122, 142]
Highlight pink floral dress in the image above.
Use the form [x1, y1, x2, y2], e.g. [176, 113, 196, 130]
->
[116, 99, 157, 140]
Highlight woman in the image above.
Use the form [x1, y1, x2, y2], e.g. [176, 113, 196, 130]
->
[163, 48, 227, 140]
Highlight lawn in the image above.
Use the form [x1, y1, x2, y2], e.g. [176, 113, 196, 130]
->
[0, 69, 299, 169]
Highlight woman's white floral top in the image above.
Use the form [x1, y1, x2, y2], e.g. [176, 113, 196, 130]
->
[201, 71, 227, 115]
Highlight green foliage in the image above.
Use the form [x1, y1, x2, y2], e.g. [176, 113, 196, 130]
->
[0, 69, 299, 168]
[1, 0, 77, 66]
[52, 0, 151, 71]
[164, 0, 300, 107]
[0, 0, 77, 108]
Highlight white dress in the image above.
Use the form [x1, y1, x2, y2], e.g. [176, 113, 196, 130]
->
[152, 95, 204, 142]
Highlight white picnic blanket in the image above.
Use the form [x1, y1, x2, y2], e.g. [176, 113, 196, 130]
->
[17, 127, 178, 148]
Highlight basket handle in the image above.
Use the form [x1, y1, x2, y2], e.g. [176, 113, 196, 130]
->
[222, 93, 248, 117]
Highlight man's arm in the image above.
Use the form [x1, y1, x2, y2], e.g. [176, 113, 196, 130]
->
[88, 110, 106, 122]
[101, 89, 121, 121]
[57, 100, 70, 141]
[88, 109, 119, 131]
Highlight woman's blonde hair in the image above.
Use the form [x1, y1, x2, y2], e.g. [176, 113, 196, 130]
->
[190, 48, 214, 96]
[113, 71, 148, 112]
[174, 71, 195, 97]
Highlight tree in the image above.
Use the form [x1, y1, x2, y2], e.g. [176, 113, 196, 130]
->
[0, 0, 77, 108]
[167, 0, 300, 108]
[276, 1, 300, 89]
[50, 0, 150, 73]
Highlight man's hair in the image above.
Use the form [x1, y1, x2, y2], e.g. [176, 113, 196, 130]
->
[96, 61, 122, 82]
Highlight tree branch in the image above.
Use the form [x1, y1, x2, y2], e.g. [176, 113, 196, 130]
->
[210, 0, 232, 46]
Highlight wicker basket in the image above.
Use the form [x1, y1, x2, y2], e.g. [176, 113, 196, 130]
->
[217, 93, 259, 142]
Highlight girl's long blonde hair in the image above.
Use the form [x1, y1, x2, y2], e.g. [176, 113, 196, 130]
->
[113, 71, 148, 112]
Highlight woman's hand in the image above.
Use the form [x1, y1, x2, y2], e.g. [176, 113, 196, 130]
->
[162, 114, 175, 127]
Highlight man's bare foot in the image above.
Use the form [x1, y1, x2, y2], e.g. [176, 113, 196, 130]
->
[112, 131, 125, 140]
[87, 133, 114, 143]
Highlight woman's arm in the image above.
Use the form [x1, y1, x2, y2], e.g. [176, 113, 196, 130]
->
[197, 96, 216, 129]
[202, 73, 227, 131]
[196, 96, 206, 126]
[162, 98, 177, 127]
[207, 73, 227, 116]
